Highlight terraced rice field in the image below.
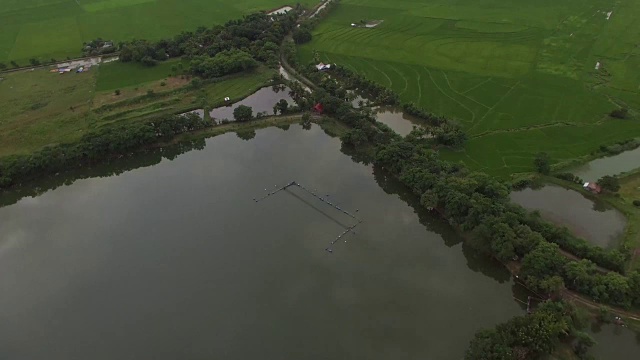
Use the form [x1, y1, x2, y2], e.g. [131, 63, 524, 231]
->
[0, 0, 312, 64]
[299, 0, 640, 177]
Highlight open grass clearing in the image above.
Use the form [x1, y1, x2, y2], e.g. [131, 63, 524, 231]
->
[95, 59, 187, 91]
[0, 67, 96, 157]
[299, 0, 640, 177]
[0, 64, 275, 157]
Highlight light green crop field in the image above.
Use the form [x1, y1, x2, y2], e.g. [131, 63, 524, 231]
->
[298, 0, 640, 177]
[0, 0, 313, 64]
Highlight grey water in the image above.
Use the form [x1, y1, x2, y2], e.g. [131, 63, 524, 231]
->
[0, 125, 525, 360]
[0, 125, 636, 359]
[374, 106, 424, 137]
[510, 185, 626, 248]
[568, 147, 640, 180]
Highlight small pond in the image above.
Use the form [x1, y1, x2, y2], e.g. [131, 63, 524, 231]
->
[510, 185, 626, 248]
[567, 147, 640, 180]
[374, 106, 423, 137]
[209, 86, 293, 121]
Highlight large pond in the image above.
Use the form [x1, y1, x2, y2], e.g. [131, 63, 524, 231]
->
[589, 323, 640, 358]
[208, 86, 293, 121]
[567, 147, 640, 180]
[0, 125, 529, 359]
[510, 185, 627, 248]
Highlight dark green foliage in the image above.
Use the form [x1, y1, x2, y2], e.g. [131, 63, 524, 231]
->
[82, 38, 116, 56]
[273, 98, 289, 115]
[534, 152, 551, 174]
[118, 12, 298, 71]
[0, 62, 7, 70]
[610, 108, 629, 119]
[293, 27, 312, 44]
[598, 175, 620, 192]
[233, 105, 253, 122]
[0, 114, 210, 189]
[114, 89, 121, 95]
[555, 172, 582, 184]
[633, 200, 640, 207]
[29, 58, 40, 66]
[465, 300, 585, 360]
[190, 49, 257, 78]
[598, 138, 640, 156]
[10, 61, 19, 68]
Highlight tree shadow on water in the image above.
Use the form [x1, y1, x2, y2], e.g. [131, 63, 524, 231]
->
[372, 164, 514, 284]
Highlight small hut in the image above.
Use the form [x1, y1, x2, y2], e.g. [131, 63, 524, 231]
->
[583, 182, 602, 194]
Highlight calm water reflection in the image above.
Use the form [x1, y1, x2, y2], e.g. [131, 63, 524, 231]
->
[0, 125, 528, 360]
[568, 147, 640, 180]
[510, 185, 626, 248]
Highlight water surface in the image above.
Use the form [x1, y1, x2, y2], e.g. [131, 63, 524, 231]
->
[567, 147, 640, 180]
[209, 86, 293, 121]
[589, 323, 640, 359]
[510, 185, 626, 248]
[374, 106, 423, 136]
[0, 125, 527, 360]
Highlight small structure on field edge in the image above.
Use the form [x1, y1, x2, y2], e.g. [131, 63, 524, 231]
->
[315, 63, 331, 71]
[224, 97, 230, 102]
[583, 182, 602, 194]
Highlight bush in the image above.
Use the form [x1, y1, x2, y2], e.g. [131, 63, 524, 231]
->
[160, 81, 166, 87]
[633, 200, 640, 207]
[534, 152, 551, 174]
[610, 108, 629, 119]
[114, 89, 121, 96]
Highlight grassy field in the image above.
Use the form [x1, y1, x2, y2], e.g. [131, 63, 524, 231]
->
[298, 0, 640, 177]
[0, 0, 314, 64]
[0, 63, 274, 157]
[618, 171, 640, 270]
[95, 59, 185, 91]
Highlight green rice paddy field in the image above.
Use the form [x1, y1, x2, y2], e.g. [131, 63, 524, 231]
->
[299, 0, 640, 177]
[0, 0, 312, 64]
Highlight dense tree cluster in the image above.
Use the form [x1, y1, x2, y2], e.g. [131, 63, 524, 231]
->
[0, 114, 210, 189]
[465, 300, 590, 359]
[190, 49, 257, 78]
[81, 38, 116, 56]
[118, 12, 299, 73]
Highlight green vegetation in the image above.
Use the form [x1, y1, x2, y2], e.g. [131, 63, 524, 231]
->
[0, 64, 274, 159]
[466, 300, 592, 360]
[0, 113, 211, 188]
[0, 0, 313, 64]
[0, 9, 296, 160]
[233, 105, 253, 122]
[0, 67, 97, 157]
[96, 59, 184, 91]
[298, 0, 640, 177]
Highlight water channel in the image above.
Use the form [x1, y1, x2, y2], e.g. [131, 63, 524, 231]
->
[510, 185, 627, 248]
[567, 147, 640, 180]
[0, 125, 528, 359]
